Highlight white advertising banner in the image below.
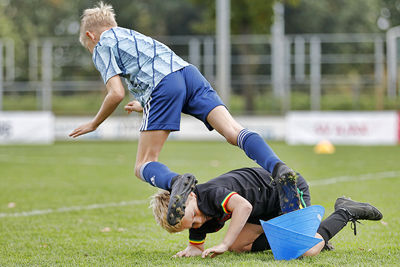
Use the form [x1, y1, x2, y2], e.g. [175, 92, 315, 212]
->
[286, 111, 399, 145]
[56, 116, 142, 141]
[56, 115, 285, 141]
[0, 112, 55, 144]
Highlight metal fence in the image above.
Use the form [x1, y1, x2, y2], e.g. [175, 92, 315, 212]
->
[0, 31, 399, 115]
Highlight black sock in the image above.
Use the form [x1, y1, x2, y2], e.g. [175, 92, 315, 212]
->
[317, 209, 350, 243]
[251, 233, 271, 252]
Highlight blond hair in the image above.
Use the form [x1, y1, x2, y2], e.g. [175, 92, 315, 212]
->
[150, 190, 183, 233]
[79, 2, 118, 47]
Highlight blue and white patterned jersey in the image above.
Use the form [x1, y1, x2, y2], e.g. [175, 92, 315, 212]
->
[92, 27, 189, 106]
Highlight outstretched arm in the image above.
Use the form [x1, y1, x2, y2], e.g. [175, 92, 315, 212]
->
[69, 75, 125, 138]
[202, 194, 252, 258]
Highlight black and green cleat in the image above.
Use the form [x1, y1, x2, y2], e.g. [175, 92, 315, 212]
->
[272, 163, 301, 214]
[167, 173, 197, 226]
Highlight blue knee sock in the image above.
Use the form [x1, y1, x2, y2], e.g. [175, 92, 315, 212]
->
[237, 129, 282, 174]
[140, 161, 178, 190]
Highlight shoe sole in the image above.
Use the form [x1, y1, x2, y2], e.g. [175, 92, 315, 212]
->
[276, 171, 300, 213]
[167, 173, 197, 226]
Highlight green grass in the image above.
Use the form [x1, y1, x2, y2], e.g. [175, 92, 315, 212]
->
[0, 141, 399, 266]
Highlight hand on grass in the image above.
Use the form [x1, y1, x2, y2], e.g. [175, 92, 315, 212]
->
[174, 245, 203, 257]
[69, 122, 97, 138]
[124, 100, 143, 113]
[201, 243, 229, 258]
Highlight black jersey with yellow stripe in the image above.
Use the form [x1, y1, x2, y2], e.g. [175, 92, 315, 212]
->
[189, 167, 310, 243]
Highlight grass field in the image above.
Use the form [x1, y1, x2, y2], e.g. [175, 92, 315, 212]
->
[1, 141, 399, 266]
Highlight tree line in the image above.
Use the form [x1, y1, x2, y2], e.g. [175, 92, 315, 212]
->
[0, 0, 398, 81]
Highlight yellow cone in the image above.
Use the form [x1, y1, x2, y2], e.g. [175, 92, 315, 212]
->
[314, 140, 335, 154]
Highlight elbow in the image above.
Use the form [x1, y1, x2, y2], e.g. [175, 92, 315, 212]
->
[117, 94, 125, 103]
[113, 91, 125, 102]
[116, 90, 125, 101]
[243, 202, 253, 216]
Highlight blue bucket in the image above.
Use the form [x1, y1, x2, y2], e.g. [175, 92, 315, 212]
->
[260, 205, 325, 260]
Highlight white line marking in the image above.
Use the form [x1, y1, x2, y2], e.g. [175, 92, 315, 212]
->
[0, 200, 147, 218]
[309, 171, 400, 187]
[2, 171, 399, 218]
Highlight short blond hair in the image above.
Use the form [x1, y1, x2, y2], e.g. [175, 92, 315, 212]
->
[79, 1, 118, 47]
[150, 190, 183, 233]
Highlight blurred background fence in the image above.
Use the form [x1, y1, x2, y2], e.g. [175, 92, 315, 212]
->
[0, 32, 397, 115]
[1, 0, 400, 116]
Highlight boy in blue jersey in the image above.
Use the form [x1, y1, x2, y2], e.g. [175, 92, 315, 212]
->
[71, 2, 299, 225]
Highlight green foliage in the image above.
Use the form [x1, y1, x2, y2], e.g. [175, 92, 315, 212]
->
[190, 0, 275, 34]
[0, 141, 399, 265]
[0, 0, 201, 39]
[285, 0, 400, 33]
[109, 0, 200, 36]
[0, 0, 202, 81]
[380, 0, 400, 28]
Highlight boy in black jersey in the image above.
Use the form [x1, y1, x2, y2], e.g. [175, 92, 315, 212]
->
[151, 167, 383, 258]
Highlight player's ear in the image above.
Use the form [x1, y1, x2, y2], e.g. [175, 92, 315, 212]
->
[86, 31, 96, 41]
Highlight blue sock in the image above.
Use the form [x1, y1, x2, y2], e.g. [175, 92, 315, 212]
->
[237, 129, 282, 174]
[140, 161, 178, 190]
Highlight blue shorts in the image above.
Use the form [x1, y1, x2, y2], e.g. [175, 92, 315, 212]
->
[140, 65, 225, 131]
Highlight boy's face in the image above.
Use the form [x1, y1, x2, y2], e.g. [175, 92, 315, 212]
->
[177, 192, 209, 232]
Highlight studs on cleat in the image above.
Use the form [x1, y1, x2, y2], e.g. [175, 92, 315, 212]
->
[167, 173, 198, 225]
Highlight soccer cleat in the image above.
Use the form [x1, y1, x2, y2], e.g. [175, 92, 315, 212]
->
[167, 173, 198, 226]
[272, 163, 301, 213]
[322, 241, 335, 251]
[334, 197, 383, 235]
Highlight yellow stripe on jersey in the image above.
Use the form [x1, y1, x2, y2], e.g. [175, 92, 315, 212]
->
[189, 239, 205, 245]
[221, 192, 238, 214]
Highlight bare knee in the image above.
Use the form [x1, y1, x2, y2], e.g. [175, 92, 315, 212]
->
[229, 243, 252, 253]
[303, 246, 320, 257]
[303, 238, 324, 257]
